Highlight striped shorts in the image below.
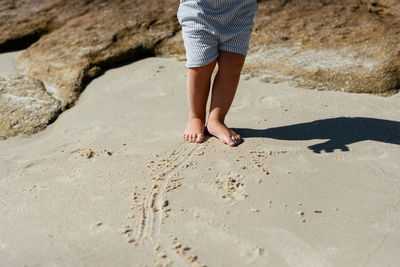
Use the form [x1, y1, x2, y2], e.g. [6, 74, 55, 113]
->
[177, 0, 258, 68]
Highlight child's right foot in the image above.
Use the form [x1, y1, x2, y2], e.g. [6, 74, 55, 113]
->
[182, 117, 205, 143]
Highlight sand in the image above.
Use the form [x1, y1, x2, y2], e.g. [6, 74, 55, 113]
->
[0, 51, 20, 76]
[0, 54, 400, 266]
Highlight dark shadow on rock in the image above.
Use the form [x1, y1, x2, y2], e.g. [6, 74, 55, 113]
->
[80, 45, 156, 91]
[0, 31, 47, 53]
[233, 117, 400, 153]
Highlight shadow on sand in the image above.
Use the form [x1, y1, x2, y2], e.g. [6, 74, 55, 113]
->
[233, 117, 400, 153]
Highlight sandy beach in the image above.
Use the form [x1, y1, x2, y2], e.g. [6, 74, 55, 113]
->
[1, 53, 400, 266]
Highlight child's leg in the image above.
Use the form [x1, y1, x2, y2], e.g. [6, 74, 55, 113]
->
[183, 59, 217, 143]
[207, 51, 245, 146]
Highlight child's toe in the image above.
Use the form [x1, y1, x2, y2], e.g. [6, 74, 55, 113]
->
[196, 133, 204, 143]
[225, 138, 236, 146]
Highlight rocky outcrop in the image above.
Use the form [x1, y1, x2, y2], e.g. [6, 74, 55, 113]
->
[3, 0, 400, 98]
[0, 0, 112, 52]
[0, 75, 61, 140]
[244, 0, 400, 95]
[15, 0, 180, 108]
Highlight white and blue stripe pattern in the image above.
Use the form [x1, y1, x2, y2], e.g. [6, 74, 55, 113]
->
[177, 0, 258, 68]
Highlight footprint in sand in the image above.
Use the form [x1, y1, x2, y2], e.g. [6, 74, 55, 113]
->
[253, 96, 283, 108]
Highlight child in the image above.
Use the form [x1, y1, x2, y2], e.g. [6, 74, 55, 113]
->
[178, 0, 258, 146]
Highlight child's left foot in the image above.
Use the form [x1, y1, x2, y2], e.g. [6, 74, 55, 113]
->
[206, 119, 241, 146]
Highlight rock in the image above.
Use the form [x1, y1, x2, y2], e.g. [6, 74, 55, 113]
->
[0, 0, 111, 52]
[16, 0, 180, 108]
[155, 30, 186, 61]
[245, 0, 400, 95]
[365, 0, 400, 16]
[0, 75, 61, 140]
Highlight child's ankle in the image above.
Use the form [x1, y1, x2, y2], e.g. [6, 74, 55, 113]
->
[208, 115, 225, 124]
[189, 113, 206, 122]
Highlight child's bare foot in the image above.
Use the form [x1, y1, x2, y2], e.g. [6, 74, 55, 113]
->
[206, 119, 241, 146]
[183, 117, 205, 143]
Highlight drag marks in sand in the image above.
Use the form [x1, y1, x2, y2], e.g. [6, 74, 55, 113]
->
[120, 139, 331, 266]
[122, 142, 206, 266]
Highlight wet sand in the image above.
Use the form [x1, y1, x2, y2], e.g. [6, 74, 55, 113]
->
[0, 56, 399, 266]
